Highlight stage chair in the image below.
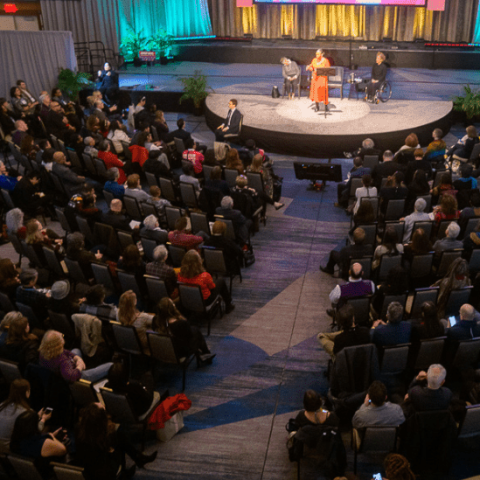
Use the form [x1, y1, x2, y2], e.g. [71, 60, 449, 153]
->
[223, 115, 243, 144]
[147, 332, 196, 392]
[282, 70, 302, 99]
[374, 81, 392, 103]
[327, 66, 345, 99]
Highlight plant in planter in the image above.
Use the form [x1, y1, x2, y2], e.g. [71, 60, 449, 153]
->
[179, 70, 214, 114]
[119, 25, 149, 66]
[453, 85, 480, 119]
[57, 68, 92, 102]
[148, 28, 174, 65]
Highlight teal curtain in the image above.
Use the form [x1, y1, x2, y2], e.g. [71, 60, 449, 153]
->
[473, 0, 480, 42]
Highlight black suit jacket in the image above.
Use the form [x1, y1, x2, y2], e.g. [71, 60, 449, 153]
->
[169, 128, 192, 143]
[223, 109, 241, 135]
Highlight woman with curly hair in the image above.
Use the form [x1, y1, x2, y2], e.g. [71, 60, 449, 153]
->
[177, 250, 235, 313]
[431, 193, 460, 227]
[383, 453, 416, 480]
[152, 297, 215, 364]
[39, 330, 112, 383]
[19, 134, 38, 161]
[117, 290, 153, 353]
[225, 148, 244, 175]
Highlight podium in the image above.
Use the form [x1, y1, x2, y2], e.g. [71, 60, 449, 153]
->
[313, 68, 336, 118]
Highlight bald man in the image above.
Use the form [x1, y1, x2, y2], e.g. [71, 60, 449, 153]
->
[52, 151, 85, 194]
[327, 262, 375, 317]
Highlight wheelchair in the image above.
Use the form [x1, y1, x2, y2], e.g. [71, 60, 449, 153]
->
[373, 80, 392, 103]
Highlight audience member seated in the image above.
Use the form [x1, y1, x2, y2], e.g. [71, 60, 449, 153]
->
[400, 198, 431, 243]
[205, 166, 230, 197]
[26, 218, 63, 264]
[19, 134, 39, 162]
[320, 227, 373, 278]
[464, 219, 480, 255]
[177, 250, 235, 314]
[327, 262, 375, 317]
[409, 301, 446, 350]
[16, 269, 51, 327]
[117, 290, 153, 353]
[225, 148, 245, 175]
[125, 173, 149, 203]
[318, 303, 371, 358]
[146, 185, 171, 220]
[179, 162, 201, 195]
[403, 228, 432, 268]
[371, 301, 411, 347]
[75, 403, 156, 480]
[405, 150, 432, 185]
[430, 193, 460, 228]
[336, 156, 371, 209]
[152, 110, 170, 142]
[0, 160, 21, 191]
[446, 303, 480, 343]
[11, 119, 29, 146]
[103, 199, 135, 232]
[146, 245, 178, 299]
[372, 227, 404, 270]
[405, 168, 430, 214]
[117, 244, 146, 283]
[140, 215, 168, 242]
[432, 258, 470, 319]
[97, 140, 126, 184]
[432, 222, 462, 254]
[215, 196, 251, 246]
[352, 174, 377, 216]
[447, 125, 479, 161]
[10, 87, 36, 117]
[246, 153, 278, 204]
[344, 137, 382, 160]
[425, 127, 447, 162]
[454, 163, 477, 210]
[371, 150, 399, 189]
[351, 199, 376, 233]
[0, 379, 51, 453]
[79, 284, 118, 320]
[104, 168, 125, 199]
[107, 119, 130, 155]
[39, 329, 112, 382]
[46, 101, 74, 141]
[182, 138, 204, 175]
[84, 136, 98, 158]
[371, 266, 409, 319]
[0, 97, 18, 137]
[352, 381, 405, 429]
[142, 150, 173, 179]
[6, 207, 26, 241]
[431, 172, 454, 204]
[403, 364, 452, 415]
[153, 297, 215, 365]
[65, 184, 103, 230]
[294, 389, 339, 428]
[0, 258, 21, 301]
[52, 151, 86, 194]
[379, 171, 408, 215]
[394, 133, 420, 165]
[168, 216, 207, 251]
[203, 220, 244, 275]
[13, 171, 54, 218]
[459, 192, 480, 236]
[66, 232, 103, 280]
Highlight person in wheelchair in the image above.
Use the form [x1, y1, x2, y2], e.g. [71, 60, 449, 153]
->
[358, 52, 388, 103]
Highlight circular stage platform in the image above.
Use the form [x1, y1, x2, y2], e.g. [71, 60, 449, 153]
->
[205, 94, 453, 157]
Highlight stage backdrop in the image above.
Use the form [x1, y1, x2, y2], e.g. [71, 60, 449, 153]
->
[209, 0, 477, 42]
[0, 31, 77, 100]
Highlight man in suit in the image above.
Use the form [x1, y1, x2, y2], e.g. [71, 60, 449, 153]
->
[371, 150, 402, 189]
[215, 195, 251, 246]
[169, 118, 207, 154]
[215, 99, 241, 141]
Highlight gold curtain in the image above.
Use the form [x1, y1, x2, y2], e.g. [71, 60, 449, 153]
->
[208, 0, 477, 43]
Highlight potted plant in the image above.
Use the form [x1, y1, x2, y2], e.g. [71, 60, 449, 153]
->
[57, 68, 92, 102]
[119, 25, 149, 67]
[179, 70, 214, 115]
[148, 28, 174, 65]
[453, 85, 480, 120]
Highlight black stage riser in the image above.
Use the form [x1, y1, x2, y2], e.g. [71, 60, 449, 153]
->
[176, 44, 480, 70]
[205, 107, 453, 159]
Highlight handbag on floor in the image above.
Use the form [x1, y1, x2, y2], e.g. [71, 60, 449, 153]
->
[243, 245, 255, 267]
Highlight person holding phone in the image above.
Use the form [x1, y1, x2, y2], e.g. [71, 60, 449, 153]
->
[294, 390, 339, 428]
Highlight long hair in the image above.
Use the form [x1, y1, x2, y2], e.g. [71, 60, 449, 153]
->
[152, 297, 184, 333]
[410, 228, 432, 254]
[19, 135, 34, 156]
[440, 194, 458, 216]
[25, 219, 42, 244]
[38, 330, 64, 360]
[121, 245, 142, 268]
[76, 403, 110, 452]
[384, 454, 416, 480]
[0, 379, 31, 413]
[250, 154, 264, 173]
[438, 258, 470, 297]
[118, 290, 138, 326]
[411, 169, 429, 192]
[420, 301, 444, 337]
[179, 250, 205, 279]
[226, 149, 244, 174]
[354, 200, 375, 224]
[382, 227, 399, 255]
[6, 316, 29, 345]
[10, 410, 40, 454]
[0, 258, 19, 287]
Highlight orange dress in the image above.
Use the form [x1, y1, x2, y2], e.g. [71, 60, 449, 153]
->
[309, 57, 331, 105]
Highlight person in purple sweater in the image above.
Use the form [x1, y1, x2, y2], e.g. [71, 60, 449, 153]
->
[39, 330, 112, 383]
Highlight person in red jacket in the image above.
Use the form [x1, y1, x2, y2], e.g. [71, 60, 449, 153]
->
[97, 140, 126, 184]
[182, 138, 204, 175]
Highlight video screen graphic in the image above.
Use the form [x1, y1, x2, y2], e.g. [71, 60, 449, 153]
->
[255, 0, 426, 5]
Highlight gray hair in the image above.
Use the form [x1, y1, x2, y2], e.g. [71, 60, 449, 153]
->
[67, 232, 85, 250]
[427, 364, 446, 389]
[221, 196, 234, 209]
[108, 168, 119, 181]
[153, 244, 168, 262]
[0, 311, 23, 331]
[386, 301, 403, 324]
[383, 150, 394, 161]
[6, 208, 24, 233]
[316, 48, 325, 55]
[362, 138, 374, 149]
[446, 222, 460, 239]
[143, 214, 158, 230]
[460, 303, 475, 321]
[414, 198, 427, 213]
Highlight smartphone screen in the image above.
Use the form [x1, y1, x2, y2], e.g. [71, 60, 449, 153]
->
[45, 407, 53, 414]
[373, 474, 383, 480]
[449, 316, 457, 327]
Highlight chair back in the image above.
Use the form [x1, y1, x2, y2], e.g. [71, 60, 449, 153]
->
[363, 155, 379, 169]
[64, 257, 89, 285]
[224, 168, 239, 188]
[469, 143, 480, 162]
[246, 172, 265, 194]
[7, 454, 44, 480]
[8, 232, 23, 258]
[15, 302, 41, 330]
[203, 248, 227, 276]
[100, 387, 138, 423]
[145, 275, 169, 301]
[111, 322, 144, 355]
[213, 215, 236, 241]
[48, 310, 76, 343]
[452, 337, 480, 369]
[436, 220, 451, 240]
[42, 246, 65, 278]
[0, 358, 22, 383]
[355, 223, 377, 246]
[412, 221, 433, 240]
[165, 206, 182, 230]
[69, 379, 98, 407]
[120, 141, 132, 160]
[410, 287, 439, 318]
[50, 173, 69, 197]
[464, 217, 480, 239]
[0, 291, 15, 313]
[377, 255, 402, 282]
[437, 249, 462, 278]
[52, 463, 86, 480]
[141, 202, 159, 220]
[361, 426, 397, 453]
[410, 253, 434, 280]
[159, 177, 177, 203]
[468, 248, 480, 274]
[345, 296, 371, 327]
[173, 137, 186, 157]
[82, 153, 97, 176]
[76, 216, 95, 246]
[21, 241, 43, 268]
[55, 207, 72, 234]
[141, 237, 158, 261]
[103, 189, 115, 206]
[380, 293, 407, 319]
[180, 182, 198, 209]
[190, 212, 210, 235]
[117, 270, 142, 297]
[380, 344, 410, 375]
[360, 196, 379, 218]
[67, 149, 83, 170]
[203, 164, 214, 182]
[123, 196, 143, 221]
[91, 262, 116, 293]
[414, 337, 446, 371]
[117, 230, 135, 251]
[349, 178, 363, 197]
[178, 284, 206, 313]
[94, 223, 120, 256]
[147, 332, 180, 364]
[458, 404, 480, 438]
[1, 189, 15, 210]
[145, 171, 158, 188]
[167, 243, 187, 267]
[385, 199, 405, 221]
[94, 158, 108, 179]
[416, 195, 432, 213]
[445, 286, 473, 318]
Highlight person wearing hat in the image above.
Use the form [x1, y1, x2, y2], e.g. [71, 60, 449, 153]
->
[49, 280, 84, 319]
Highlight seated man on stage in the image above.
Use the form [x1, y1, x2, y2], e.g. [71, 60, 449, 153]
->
[281, 57, 301, 100]
[357, 52, 387, 103]
[215, 99, 241, 142]
[306, 48, 330, 112]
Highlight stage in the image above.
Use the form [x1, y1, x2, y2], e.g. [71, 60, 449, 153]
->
[204, 94, 453, 157]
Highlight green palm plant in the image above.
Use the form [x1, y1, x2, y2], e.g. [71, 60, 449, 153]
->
[178, 70, 214, 109]
[57, 68, 92, 102]
[119, 25, 149, 63]
[453, 85, 480, 119]
[148, 28, 174, 58]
